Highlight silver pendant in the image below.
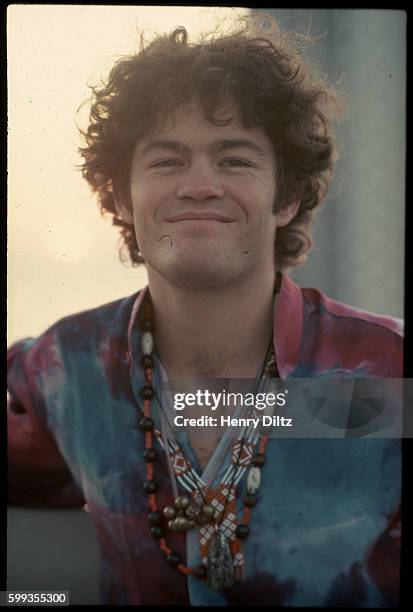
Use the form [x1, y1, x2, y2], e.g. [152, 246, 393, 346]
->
[207, 529, 236, 591]
[185, 497, 215, 528]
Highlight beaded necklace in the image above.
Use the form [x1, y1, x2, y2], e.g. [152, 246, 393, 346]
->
[136, 291, 278, 590]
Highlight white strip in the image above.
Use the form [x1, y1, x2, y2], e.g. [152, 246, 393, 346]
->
[234, 467, 247, 486]
[222, 465, 236, 485]
[176, 477, 194, 493]
[179, 470, 206, 491]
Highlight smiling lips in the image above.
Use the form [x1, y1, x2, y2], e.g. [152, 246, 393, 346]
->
[165, 212, 236, 223]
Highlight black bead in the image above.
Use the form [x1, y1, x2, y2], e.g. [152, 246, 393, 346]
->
[140, 318, 153, 332]
[243, 494, 257, 508]
[252, 453, 266, 467]
[143, 480, 158, 494]
[141, 354, 154, 369]
[139, 416, 154, 432]
[166, 552, 181, 567]
[148, 511, 162, 526]
[192, 565, 207, 579]
[235, 524, 250, 539]
[8, 399, 26, 414]
[150, 526, 164, 539]
[140, 385, 154, 400]
[144, 448, 158, 463]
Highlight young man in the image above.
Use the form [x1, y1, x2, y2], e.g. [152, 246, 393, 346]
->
[8, 16, 402, 606]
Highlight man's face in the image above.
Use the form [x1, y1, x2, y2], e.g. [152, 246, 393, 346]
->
[129, 101, 294, 289]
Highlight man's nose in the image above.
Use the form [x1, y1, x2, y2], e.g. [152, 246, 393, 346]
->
[176, 161, 225, 201]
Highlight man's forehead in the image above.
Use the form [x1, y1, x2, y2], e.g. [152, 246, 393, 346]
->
[134, 102, 272, 155]
[159, 97, 240, 129]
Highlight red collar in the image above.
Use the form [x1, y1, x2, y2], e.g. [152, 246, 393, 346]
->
[273, 273, 303, 379]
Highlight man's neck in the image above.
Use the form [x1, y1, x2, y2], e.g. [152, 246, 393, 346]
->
[146, 268, 277, 379]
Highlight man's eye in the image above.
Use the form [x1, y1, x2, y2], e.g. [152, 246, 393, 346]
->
[219, 158, 254, 167]
[150, 159, 182, 168]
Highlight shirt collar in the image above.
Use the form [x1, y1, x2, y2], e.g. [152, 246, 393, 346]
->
[273, 273, 304, 380]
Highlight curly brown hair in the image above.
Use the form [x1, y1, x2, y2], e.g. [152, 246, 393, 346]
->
[79, 13, 344, 270]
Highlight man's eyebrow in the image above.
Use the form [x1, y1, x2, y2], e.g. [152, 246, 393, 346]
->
[140, 140, 189, 155]
[210, 138, 268, 157]
[139, 137, 268, 157]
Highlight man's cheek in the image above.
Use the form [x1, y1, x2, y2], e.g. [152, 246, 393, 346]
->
[133, 212, 151, 238]
[132, 221, 148, 254]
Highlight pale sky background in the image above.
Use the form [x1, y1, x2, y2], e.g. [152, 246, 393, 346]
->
[7, 5, 251, 345]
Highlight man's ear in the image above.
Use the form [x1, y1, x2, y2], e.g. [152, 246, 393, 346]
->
[275, 200, 300, 227]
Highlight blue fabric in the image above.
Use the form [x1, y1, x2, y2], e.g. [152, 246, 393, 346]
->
[7, 274, 403, 605]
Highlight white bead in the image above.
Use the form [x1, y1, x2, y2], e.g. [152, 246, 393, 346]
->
[246, 467, 261, 494]
[141, 331, 154, 355]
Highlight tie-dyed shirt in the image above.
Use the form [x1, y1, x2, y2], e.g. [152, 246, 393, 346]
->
[7, 273, 403, 606]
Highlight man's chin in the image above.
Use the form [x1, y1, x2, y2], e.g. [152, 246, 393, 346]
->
[150, 255, 244, 291]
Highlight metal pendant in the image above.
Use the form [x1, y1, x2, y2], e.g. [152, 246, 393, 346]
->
[207, 529, 236, 591]
[185, 500, 215, 527]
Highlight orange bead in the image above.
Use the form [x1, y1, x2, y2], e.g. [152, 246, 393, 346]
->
[143, 399, 151, 416]
[148, 494, 157, 511]
[243, 507, 252, 523]
[159, 540, 172, 554]
[259, 436, 268, 453]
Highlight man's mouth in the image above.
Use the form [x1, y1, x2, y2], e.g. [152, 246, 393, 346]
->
[165, 212, 236, 223]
